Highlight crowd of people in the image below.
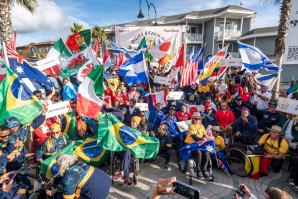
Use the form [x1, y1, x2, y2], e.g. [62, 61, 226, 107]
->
[0, 62, 298, 199]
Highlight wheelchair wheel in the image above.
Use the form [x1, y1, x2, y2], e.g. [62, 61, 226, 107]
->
[178, 158, 188, 174]
[226, 146, 253, 177]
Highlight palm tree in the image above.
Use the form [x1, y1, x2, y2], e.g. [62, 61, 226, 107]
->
[70, 22, 84, 33]
[267, 0, 292, 100]
[0, 0, 37, 44]
[92, 25, 107, 58]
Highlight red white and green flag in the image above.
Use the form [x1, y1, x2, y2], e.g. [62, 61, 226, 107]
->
[66, 29, 92, 52]
[77, 65, 104, 118]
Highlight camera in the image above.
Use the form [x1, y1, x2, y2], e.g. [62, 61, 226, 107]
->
[235, 185, 245, 198]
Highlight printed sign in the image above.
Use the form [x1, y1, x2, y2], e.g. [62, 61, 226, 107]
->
[223, 58, 242, 67]
[36, 57, 61, 71]
[167, 92, 184, 100]
[46, 101, 72, 118]
[276, 97, 298, 115]
[176, 120, 192, 132]
[136, 103, 149, 111]
[154, 76, 171, 85]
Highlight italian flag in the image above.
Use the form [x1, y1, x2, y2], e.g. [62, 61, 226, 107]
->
[77, 65, 104, 118]
[66, 29, 91, 52]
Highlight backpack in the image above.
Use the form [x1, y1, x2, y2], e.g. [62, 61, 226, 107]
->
[264, 134, 283, 148]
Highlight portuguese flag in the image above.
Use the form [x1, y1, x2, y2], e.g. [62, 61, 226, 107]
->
[77, 66, 104, 118]
[66, 29, 91, 52]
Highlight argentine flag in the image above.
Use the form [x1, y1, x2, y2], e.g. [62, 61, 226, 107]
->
[238, 42, 279, 72]
[119, 52, 149, 85]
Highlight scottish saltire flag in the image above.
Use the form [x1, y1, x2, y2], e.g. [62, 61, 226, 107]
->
[256, 73, 278, 90]
[179, 128, 216, 161]
[238, 42, 279, 71]
[119, 52, 149, 85]
[0, 62, 42, 124]
[62, 81, 78, 100]
[97, 114, 159, 159]
[5, 46, 54, 91]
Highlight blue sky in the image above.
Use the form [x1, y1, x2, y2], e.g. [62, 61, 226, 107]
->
[11, 0, 281, 46]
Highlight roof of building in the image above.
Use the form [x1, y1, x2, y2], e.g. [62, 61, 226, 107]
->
[104, 5, 255, 30]
[240, 26, 278, 39]
[17, 41, 56, 48]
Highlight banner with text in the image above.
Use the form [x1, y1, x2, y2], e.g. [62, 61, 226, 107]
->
[154, 76, 171, 86]
[136, 103, 149, 111]
[46, 101, 72, 118]
[276, 97, 298, 115]
[167, 92, 184, 100]
[115, 26, 182, 51]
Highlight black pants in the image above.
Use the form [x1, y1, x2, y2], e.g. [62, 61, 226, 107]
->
[116, 150, 131, 180]
[159, 147, 172, 163]
[271, 158, 284, 173]
[192, 150, 211, 172]
[289, 156, 298, 185]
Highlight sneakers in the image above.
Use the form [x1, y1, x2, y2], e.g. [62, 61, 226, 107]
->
[124, 178, 134, 187]
[203, 171, 214, 181]
[112, 173, 123, 181]
[164, 162, 171, 171]
[197, 171, 205, 180]
[287, 178, 295, 186]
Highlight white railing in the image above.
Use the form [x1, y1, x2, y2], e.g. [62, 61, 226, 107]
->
[216, 30, 241, 40]
[186, 33, 203, 42]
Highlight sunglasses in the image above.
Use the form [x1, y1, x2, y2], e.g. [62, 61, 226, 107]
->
[51, 131, 60, 134]
[193, 118, 201, 120]
[140, 115, 145, 117]
[207, 108, 212, 111]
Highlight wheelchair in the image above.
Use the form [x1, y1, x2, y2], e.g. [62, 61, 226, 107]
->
[225, 135, 261, 177]
[109, 151, 140, 185]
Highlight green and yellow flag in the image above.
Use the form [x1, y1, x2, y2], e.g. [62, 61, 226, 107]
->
[0, 62, 42, 124]
[97, 114, 160, 159]
[63, 112, 77, 139]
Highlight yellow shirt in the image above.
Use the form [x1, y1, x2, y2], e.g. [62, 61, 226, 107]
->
[198, 82, 213, 93]
[258, 133, 289, 155]
[184, 124, 206, 144]
[215, 136, 225, 151]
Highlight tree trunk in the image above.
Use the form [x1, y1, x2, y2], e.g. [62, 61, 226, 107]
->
[272, 0, 292, 100]
[0, 0, 12, 44]
[98, 37, 103, 58]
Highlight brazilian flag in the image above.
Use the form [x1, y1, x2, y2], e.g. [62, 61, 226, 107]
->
[97, 114, 160, 159]
[0, 62, 42, 125]
[40, 138, 109, 178]
[63, 112, 77, 139]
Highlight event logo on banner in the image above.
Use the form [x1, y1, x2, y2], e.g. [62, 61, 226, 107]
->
[115, 26, 182, 50]
[283, 0, 298, 65]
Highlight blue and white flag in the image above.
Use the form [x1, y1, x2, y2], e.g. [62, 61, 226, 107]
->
[119, 52, 148, 85]
[62, 82, 78, 100]
[113, 47, 138, 59]
[256, 73, 278, 90]
[238, 42, 279, 72]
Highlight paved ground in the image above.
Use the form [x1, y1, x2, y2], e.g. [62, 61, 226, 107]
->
[104, 154, 298, 199]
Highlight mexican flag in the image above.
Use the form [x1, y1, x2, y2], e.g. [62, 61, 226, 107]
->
[66, 29, 92, 52]
[77, 66, 104, 118]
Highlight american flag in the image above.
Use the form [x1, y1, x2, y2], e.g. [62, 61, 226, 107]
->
[180, 46, 204, 87]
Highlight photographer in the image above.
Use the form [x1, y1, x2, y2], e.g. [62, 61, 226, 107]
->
[233, 184, 257, 199]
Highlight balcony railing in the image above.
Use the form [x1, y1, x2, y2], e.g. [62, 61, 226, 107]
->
[216, 30, 241, 40]
[186, 33, 203, 42]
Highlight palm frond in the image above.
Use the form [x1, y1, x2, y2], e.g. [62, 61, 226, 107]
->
[14, 0, 37, 13]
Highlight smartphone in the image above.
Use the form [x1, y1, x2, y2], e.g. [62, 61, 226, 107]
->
[173, 180, 200, 199]
[11, 172, 17, 180]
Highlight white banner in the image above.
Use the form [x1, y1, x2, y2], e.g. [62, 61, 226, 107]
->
[153, 76, 171, 86]
[176, 120, 192, 132]
[283, 0, 298, 65]
[167, 92, 184, 100]
[46, 101, 72, 118]
[115, 26, 182, 50]
[36, 56, 60, 71]
[136, 103, 148, 112]
[276, 97, 298, 115]
[224, 58, 242, 67]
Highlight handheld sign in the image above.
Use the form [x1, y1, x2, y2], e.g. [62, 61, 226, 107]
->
[276, 97, 298, 115]
[46, 101, 72, 118]
[154, 76, 172, 86]
[167, 92, 184, 100]
[176, 120, 192, 132]
[136, 103, 149, 111]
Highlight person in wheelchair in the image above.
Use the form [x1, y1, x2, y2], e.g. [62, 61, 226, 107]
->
[112, 117, 141, 186]
[234, 107, 258, 145]
[184, 112, 212, 180]
[258, 125, 289, 175]
[157, 124, 173, 170]
[212, 126, 225, 153]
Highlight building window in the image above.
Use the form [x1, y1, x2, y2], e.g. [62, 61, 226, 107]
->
[45, 47, 50, 53]
[187, 45, 199, 54]
[30, 47, 36, 56]
[187, 26, 198, 34]
[219, 21, 235, 30]
[38, 47, 43, 53]
[17, 49, 23, 54]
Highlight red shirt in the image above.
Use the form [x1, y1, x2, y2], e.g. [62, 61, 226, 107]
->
[240, 92, 252, 103]
[175, 111, 192, 121]
[215, 109, 235, 128]
[113, 93, 126, 105]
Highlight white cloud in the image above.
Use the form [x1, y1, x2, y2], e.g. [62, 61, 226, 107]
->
[11, 0, 90, 45]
